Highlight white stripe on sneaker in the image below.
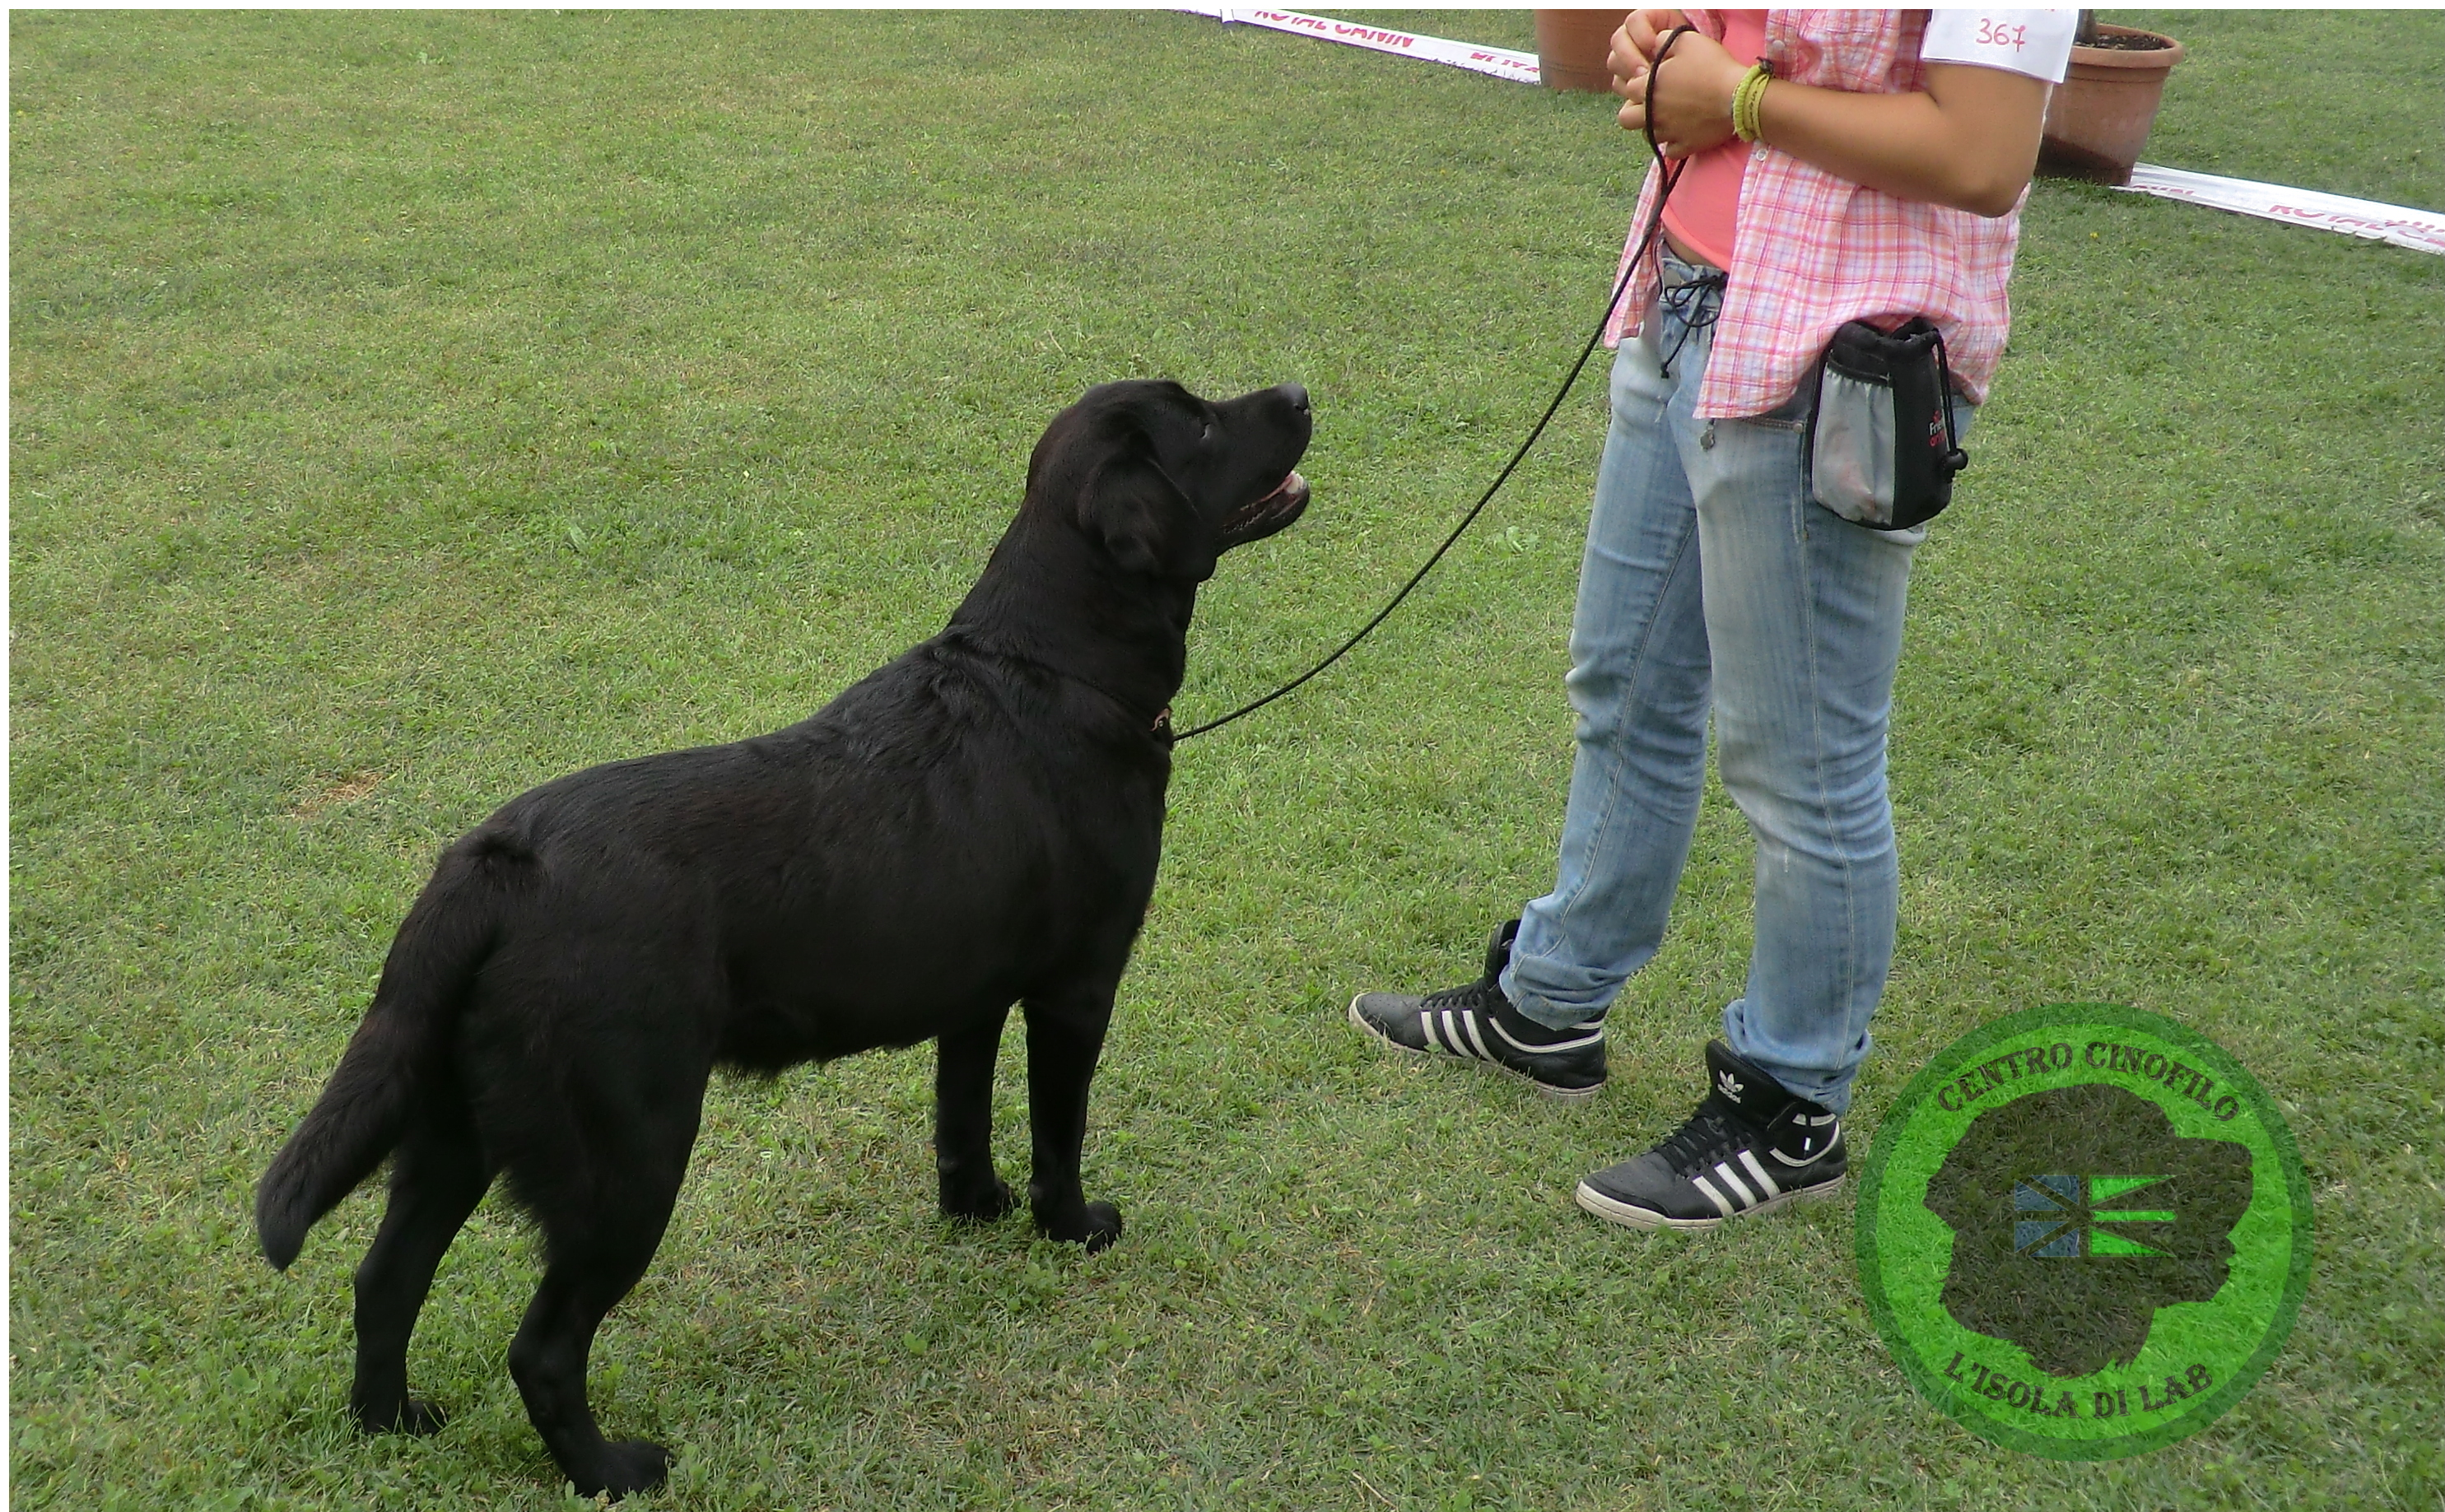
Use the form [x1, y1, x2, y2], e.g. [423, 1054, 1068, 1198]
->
[1441, 1010, 1467, 1058]
[1713, 1161, 1758, 1208]
[1691, 1175, 1737, 1219]
[1488, 1019, 1604, 1056]
[1738, 1148, 1781, 1198]
[1418, 1012, 1446, 1054]
[1459, 1012, 1496, 1062]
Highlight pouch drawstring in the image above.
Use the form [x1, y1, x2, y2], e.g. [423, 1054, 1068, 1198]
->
[1656, 267, 1727, 379]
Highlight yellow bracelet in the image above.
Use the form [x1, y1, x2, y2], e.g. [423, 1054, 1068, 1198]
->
[1731, 63, 1772, 143]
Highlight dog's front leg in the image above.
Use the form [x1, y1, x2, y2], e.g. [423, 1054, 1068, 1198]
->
[934, 1004, 1016, 1221]
[1021, 989, 1123, 1252]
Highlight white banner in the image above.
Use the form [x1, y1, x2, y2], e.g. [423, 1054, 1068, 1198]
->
[1174, 5, 1543, 86]
[2120, 164, 2444, 256]
[1168, 9, 2443, 258]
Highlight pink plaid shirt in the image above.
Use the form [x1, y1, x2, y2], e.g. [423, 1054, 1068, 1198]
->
[1607, 9, 2028, 419]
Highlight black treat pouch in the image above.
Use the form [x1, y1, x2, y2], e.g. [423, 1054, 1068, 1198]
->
[1804, 317, 1970, 531]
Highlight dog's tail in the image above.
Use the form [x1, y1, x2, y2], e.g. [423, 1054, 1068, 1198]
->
[255, 840, 511, 1270]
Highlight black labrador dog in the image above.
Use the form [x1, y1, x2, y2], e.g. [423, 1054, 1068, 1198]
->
[255, 379, 1311, 1498]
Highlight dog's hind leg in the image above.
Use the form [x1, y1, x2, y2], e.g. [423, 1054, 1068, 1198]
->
[350, 1113, 494, 1435]
[935, 1004, 1016, 1221]
[1022, 985, 1123, 1251]
[507, 1236, 676, 1501]
[502, 1057, 705, 1499]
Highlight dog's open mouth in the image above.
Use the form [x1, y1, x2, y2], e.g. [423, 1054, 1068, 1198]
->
[1218, 471, 1311, 547]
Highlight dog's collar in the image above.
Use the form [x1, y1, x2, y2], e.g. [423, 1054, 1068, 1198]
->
[1063, 671, 1175, 748]
[943, 633, 1173, 747]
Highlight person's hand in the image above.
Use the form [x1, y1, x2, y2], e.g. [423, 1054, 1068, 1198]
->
[1609, 15, 1745, 158]
[1606, 9, 1686, 98]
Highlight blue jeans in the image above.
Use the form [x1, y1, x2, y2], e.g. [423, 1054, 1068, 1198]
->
[1497, 251, 1965, 1114]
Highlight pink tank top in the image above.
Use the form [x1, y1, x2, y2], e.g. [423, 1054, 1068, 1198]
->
[1658, 9, 1769, 269]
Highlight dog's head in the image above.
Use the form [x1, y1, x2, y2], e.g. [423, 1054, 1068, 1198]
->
[1027, 379, 1311, 583]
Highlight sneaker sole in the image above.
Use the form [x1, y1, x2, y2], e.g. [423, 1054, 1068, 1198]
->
[1572, 1174, 1846, 1231]
[1346, 996, 1604, 1103]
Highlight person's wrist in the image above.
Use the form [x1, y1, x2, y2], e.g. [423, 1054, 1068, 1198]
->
[1708, 53, 1748, 133]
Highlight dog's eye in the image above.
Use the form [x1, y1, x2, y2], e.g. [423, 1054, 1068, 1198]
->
[1201, 422, 1216, 444]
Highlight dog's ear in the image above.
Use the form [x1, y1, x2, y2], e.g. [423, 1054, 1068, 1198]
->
[1078, 423, 1213, 580]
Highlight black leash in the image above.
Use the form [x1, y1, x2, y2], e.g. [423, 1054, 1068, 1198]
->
[1172, 25, 1704, 744]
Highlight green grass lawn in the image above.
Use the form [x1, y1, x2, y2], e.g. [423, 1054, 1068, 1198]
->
[12, 10, 2441, 1509]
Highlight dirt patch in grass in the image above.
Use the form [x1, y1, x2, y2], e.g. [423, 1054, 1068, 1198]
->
[292, 770, 384, 818]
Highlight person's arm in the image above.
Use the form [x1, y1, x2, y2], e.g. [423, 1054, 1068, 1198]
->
[1607, 11, 2048, 219]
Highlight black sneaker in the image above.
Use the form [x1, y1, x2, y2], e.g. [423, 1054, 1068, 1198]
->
[1574, 1040, 1846, 1230]
[1347, 920, 1607, 1100]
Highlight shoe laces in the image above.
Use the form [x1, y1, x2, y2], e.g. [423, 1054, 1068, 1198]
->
[1652, 1096, 1746, 1178]
[1420, 976, 1503, 1014]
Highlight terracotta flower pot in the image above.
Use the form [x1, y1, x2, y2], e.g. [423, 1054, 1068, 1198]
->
[2038, 22, 2185, 186]
[1534, 9, 1632, 95]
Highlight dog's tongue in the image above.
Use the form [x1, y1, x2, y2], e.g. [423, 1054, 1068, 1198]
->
[1256, 471, 1305, 505]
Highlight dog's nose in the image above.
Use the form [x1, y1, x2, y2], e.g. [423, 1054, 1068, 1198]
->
[1280, 383, 1310, 413]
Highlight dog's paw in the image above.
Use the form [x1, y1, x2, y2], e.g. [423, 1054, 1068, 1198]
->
[353, 1395, 449, 1436]
[398, 1397, 449, 1436]
[575, 1439, 673, 1501]
[940, 1175, 1017, 1223]
[1036, 1199, 1125, 1252]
